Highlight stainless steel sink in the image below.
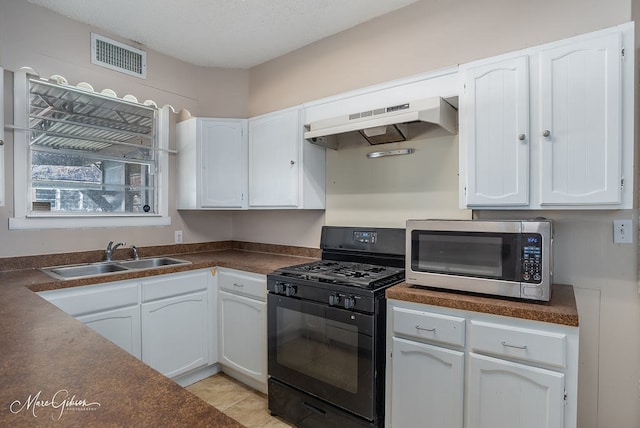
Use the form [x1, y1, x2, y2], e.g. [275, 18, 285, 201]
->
[40, 257, 191, 280]
[117, 257, 191, 270]
[41, 262, 129, 280]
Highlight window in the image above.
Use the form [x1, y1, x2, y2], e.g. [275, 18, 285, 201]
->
[11, 72, 170, 229]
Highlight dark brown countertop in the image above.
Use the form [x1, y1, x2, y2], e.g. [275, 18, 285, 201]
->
[1, 241, 579, 426]
[386, 282, 579, 327]
[23, 249, 316, 293]
[0, 244, 318, 427]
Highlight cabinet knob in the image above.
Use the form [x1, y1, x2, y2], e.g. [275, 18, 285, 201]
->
[518, 134, 526, 141]
[542, 130, 551, 138]
[0, 140, 4, 146]
[290, 160, 295, 165]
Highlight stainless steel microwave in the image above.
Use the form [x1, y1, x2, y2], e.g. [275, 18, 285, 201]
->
[406, 219, 553, 301]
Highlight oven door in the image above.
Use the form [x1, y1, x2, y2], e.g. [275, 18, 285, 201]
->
[268, 293, 375, 420]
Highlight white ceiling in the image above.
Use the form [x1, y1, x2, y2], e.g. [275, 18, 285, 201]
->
[27, 0, 420, 69]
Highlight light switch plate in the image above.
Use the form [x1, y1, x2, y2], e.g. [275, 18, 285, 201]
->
[613, 220, 633, 244]
[174, 230, 183, 244]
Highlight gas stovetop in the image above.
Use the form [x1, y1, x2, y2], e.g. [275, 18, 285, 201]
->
[268, 226, 406, 312]
[274, 260, 405, 290]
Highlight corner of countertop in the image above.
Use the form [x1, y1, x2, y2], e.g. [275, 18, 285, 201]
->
[386, 282, 579, 327]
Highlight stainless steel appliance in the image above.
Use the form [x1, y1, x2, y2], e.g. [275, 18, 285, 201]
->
[267, 226, 405, 428]
[406, 219, 553, 301]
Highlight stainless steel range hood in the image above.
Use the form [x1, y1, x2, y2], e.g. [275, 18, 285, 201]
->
[304, 97, 457, 149]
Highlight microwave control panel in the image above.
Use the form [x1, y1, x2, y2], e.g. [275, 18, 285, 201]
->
[521, 234, 543, 283]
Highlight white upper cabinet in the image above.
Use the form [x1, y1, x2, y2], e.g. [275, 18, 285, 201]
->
[461, 56, 530, 206]
[460, 23, 633, 209]
[539, 33, 622, 205]
[177, 118, 248, 209]
[248, 106, 325, 209]
[177, 107, 325, 210]
[249, 108, 299, 207]
[0, 67, 4, 207]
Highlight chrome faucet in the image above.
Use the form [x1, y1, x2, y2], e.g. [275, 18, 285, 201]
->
[130, 245, 140, 260]
[105, 241, 126, 262]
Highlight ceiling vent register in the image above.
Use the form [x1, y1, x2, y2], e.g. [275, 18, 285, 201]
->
[91, 33, 147, 79]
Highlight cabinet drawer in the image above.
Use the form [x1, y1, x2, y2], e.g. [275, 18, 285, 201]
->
[469, 320, 567, 368]
[39, 280, 139, 317]
[393, 307, 465, 348]
[141, 270, 209, 302]
[217, 268, 266, 301]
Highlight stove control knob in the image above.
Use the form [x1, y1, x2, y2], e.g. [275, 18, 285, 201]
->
[343, 296, 356, 310]
[329, 293, 341, 306]
[285, 284, 297, 297]
[275, 282, 286, 294]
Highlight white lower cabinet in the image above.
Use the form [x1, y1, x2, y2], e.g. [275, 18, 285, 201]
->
[38, 269, 217, 382]
[77, 305, 141, 359]
[391, 337, 464, 428]
[467, 353, 564, 428]
[38, 279, 141, 358]
[141, 270, 211, 378]
[387, 299, 578, 428]
[215, 267, 267, 393]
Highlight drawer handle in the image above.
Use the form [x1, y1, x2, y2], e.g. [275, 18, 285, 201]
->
[233, 283, 244, 288]
[415, 325, 436, 332]
[501, 341, 527, 350]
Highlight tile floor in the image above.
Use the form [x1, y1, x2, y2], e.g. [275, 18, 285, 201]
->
[187, 373, 292, 427]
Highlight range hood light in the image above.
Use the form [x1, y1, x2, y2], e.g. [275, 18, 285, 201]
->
[362, 126, 389, 137]
[366, 148, 415, 159]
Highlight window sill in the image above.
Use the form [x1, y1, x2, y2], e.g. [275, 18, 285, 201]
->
[9, 215, 172, 230]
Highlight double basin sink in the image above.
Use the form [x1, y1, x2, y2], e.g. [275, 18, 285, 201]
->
[40, 257, 191, 281]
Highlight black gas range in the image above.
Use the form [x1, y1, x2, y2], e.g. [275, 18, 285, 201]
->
[267, 226, 405, 428]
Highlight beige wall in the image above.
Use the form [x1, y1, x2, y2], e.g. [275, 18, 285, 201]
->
[0, 0, 248, 256]
[249, 0, 630, 115]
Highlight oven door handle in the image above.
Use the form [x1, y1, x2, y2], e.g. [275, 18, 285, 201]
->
[268, 294, 374, 335]
[302, 401, 327, 417]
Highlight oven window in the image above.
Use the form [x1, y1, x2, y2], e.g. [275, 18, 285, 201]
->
[412, 231, 518, 280]
[275, 306, 358, 393]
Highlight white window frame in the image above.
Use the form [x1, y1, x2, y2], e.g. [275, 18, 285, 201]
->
[10, 71, 170, 229]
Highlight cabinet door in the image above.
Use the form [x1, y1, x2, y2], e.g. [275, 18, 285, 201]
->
[199, 119, 247, 208]
[0, 67, 4, 206]
[218, 290, 267, 383]
[390, 337, 464, 428]
[467, 352, 565, 428]
[539, 32, 622, 205]
[141, 291, 209, 378]
[248, 109, 300, 207]
[462, 56, 529, 206]
[78, 306, 141, 359]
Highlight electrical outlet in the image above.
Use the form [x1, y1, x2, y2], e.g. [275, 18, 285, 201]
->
[174, 230, 183, 244]
[613, 220, 633, 244]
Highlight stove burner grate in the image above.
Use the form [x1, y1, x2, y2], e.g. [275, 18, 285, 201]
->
[277, 260, 404, 289]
